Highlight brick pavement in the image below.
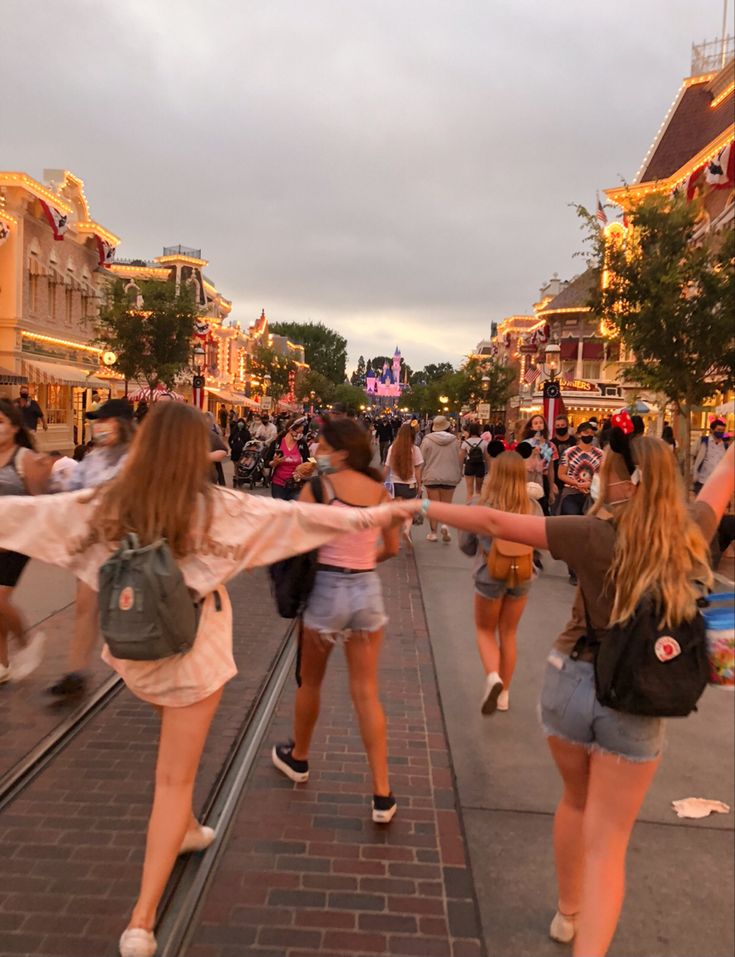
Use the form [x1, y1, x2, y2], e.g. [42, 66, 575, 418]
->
[186, 550, 485, 957]
[0, 602, 112, 778]
[0, 568, 288, 957]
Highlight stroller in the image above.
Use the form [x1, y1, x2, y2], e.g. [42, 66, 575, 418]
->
[234, 439, 267, 489]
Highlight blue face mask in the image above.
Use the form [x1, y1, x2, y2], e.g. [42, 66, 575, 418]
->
[316, 454, 336, 474]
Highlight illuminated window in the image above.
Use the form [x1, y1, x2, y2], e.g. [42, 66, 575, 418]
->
[45, 384, 68, 425]
[582, 362, 601, 380]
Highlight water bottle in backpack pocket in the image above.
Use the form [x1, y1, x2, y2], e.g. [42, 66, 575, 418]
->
[98, 534, 201, 661]
[702, 592, 735, 688]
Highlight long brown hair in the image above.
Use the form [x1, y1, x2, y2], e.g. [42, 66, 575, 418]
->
[478, 451, 534, 514]
[389, 424, 415, 482]
[607, 437, 712, 627]
[93, 402, 213, 557]
[320, 416, 383, 483]
[0, 398, 35, 450]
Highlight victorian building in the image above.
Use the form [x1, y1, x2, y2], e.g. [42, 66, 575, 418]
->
[0, 170, 121, 451]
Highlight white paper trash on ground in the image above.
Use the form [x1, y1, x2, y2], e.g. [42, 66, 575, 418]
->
[672, 798, 731, 819]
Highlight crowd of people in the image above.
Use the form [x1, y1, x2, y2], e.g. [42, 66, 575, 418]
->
[0, 386, 733, 957]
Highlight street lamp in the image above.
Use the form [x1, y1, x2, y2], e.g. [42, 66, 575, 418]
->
[543, 343, 561, 382]
[192, 344, 206, 409]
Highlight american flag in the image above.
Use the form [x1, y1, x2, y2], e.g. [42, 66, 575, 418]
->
[524, 365, 541, 385]
[596, 194, 608, 227]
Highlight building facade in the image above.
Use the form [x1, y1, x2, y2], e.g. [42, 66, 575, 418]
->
[0, 170, 120, 451]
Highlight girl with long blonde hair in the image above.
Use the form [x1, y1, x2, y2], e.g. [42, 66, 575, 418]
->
[459, 451, 542, 715]
[0, 402, 398, 957]
[384, 423, 424, 549]
[402, 434, 734, 957]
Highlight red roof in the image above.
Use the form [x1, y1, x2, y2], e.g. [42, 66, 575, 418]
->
[640, 77, 734, 182]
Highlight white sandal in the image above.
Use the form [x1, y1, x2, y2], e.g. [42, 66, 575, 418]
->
[179, 824, 216, 855]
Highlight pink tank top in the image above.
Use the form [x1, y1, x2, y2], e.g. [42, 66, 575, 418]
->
[318, 499, 381, 570]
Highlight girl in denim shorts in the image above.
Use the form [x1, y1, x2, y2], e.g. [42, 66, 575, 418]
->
[406, 432, 734, 957]
[458, 451, 543, 715]
[272, 417, 401, 824]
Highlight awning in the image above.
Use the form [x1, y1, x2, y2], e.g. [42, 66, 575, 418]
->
[559, 339, 578, 360]
[22, 358, 109, 389]
[205, 386, 259, 408]
[582, 341, 605, 360]
[0, 366, 27, 386]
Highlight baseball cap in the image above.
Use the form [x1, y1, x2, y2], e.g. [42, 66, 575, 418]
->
[86, 398, 134, 421]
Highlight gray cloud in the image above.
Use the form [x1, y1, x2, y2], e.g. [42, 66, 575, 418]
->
[2, 0, 722, 368]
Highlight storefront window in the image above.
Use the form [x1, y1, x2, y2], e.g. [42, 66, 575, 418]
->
[582, 361, 601, 380]
[45, 384, 69, 425]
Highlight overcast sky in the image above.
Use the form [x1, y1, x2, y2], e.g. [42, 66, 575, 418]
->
[2, 0, 727, 370]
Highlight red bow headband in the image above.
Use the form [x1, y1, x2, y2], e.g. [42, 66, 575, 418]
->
[611, 410, 634, 435]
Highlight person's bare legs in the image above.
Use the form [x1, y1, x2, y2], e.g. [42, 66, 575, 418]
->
[344, 629, 389, 796]
[291, 628, 333, 761]
[0, 585, 28, 653]
[464, 475, 475, 499]
[497, 595, 528, 689]
[128, 688, 223, 931]
[474, 593, 501, 675]
[68, 581, 99, 672]
[547, 736, 590, 921]
[425, 486, 442, 533]
[574, 750, 661, 957]
[474, 476, 484, 497]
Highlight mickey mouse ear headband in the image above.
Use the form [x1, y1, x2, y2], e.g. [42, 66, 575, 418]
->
[609, 410, 637, 478]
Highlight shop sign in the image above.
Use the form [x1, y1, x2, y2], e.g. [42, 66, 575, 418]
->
[260, 395, 273, 411]
[560, 379, 601, 395]
[477, 402, 491, 419]
[509, 395, 521, 408]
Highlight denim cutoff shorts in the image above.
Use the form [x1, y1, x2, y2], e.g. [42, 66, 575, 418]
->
[303, 570, 387, 640]
[539, 650, 665, 762]
[475, 577, 532, 601]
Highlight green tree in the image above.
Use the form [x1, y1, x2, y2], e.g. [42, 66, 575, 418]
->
[295, 369, 336, 405]
[333, 383, 369, 413]
[578, 191, 735, 480]
[412, 362, 455, 385]
[351, 355, 366, 387]
[95, 279, 198, 389]
[269, 320, 348, 383]
[251, 344, 295, 399]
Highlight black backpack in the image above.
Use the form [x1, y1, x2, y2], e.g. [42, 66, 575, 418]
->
[465, 440, 485, 470]
[574, 596, 709, 717]
[268, 477, 326, 618]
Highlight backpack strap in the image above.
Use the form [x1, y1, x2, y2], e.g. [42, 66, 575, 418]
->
[309, 475, 335, 505]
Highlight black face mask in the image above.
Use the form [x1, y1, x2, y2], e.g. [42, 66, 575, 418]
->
[714, 431, 725, 440]
[555, 426, 568, 436]
[20, 393, 29, 400]
[580, 434, 594, 445]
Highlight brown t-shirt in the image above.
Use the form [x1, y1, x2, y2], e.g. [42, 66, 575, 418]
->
[546, 501, 718, 658]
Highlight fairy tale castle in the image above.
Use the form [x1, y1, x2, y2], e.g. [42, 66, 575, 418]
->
[365, 347, 408, 400]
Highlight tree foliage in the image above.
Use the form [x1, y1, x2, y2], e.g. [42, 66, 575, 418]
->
[412, 362, 455, 385]
[351, 355, 366, 387]
[95, 279, 198, 388]
[401, 358, 513, 418]
[578, 191, 735, 473]
[269, 320, 348, 384]
[333, 383, 369, 413]
[295, 369, 336, 405]
[251, 344, 295, 399]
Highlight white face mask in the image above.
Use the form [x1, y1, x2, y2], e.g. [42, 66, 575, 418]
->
[92, 421, 116, 446]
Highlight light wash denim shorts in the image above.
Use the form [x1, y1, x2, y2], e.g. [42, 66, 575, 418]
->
[303, 569, 387, 640]
[475, 577, 532, 601]
[539, 650, 665, 762]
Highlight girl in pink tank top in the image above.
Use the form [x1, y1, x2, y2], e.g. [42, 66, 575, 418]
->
[272, 416, 402, 826]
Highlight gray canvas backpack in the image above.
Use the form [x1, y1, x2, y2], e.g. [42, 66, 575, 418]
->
[98, 534, 200, 661]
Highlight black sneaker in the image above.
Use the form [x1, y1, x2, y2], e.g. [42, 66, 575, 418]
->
[47, 672, 87, 696]
[372, 793, 397, 824]
[271, 741, 309, 783]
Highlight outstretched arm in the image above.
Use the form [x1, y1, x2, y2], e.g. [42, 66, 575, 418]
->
[697, 442, 735, 521]
[408, 498, 548, 549]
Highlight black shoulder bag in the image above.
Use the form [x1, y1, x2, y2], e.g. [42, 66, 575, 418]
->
[268, 476, 327, 618]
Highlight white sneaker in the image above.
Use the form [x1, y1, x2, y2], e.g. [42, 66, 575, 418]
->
[179, 824, 216, 855]
[12, 631, 46, 681]
[440, 524, 451, 543]
[426, 532, 438, 542]
[481, 672, 503, 715]
[119, 927, 157, 957]
[549, 910, 576, 943]
[0, 663, 11, 685]
[497, 690, 510, 712]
